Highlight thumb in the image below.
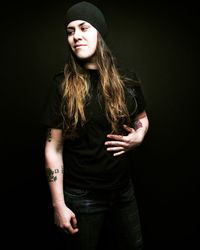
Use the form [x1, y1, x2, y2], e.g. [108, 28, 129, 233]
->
[123, 124, 135, 133]
[71, 215, 78, 229]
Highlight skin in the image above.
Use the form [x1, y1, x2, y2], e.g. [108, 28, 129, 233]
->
[67, 20, 98, 69]
[105, 111, 149, 156]
[45, 20, 149, 235]
[45, 129, 79, 234]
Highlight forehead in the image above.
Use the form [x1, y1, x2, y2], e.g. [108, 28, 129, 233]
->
[67, 20, 91, 28]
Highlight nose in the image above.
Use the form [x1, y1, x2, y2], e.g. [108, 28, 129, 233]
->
[73, 29, 82, 41]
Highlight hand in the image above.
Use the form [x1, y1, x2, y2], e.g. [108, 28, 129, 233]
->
[105, 124, 143, 156]
[54, 204, 79, 234]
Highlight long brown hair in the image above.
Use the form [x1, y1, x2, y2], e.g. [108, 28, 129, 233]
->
[61, 34, 131, 138]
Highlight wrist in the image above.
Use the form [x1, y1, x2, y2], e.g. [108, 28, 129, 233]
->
[52, 200, 66, 208]
[135, 128, 145, 143]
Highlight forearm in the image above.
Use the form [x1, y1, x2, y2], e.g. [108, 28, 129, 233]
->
[133, 112, 149, 142]
[45, 146, 79, 235]
[45, 128, 65, 208]
[45, 153, 65, 208]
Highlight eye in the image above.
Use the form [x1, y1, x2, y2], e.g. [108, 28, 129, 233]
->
[81, 26, 89, 31]
[67, 29, 74, 36]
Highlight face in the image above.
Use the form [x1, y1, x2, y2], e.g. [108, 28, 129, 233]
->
[67, 20, 98, 66]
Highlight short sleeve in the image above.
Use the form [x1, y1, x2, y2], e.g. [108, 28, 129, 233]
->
[124, 69, 147, 117]
[40, 73, 64, 128]
[134, 85, 146, 115]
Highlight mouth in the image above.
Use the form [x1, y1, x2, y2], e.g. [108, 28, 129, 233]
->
[74, 44, 87, 49]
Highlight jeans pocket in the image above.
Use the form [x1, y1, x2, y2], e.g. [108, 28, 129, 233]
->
[64, 186, 89, 198]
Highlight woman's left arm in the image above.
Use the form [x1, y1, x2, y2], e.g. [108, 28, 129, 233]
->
[105, 111, 149, 156]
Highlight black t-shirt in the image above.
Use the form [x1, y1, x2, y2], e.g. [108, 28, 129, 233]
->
[42, 69, 146, 191]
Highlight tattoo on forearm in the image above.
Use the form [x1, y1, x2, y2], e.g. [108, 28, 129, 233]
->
[47, 128, 52, 142]
[46, 167, 62, 182]
[134, 120, 143, 130]
[55, 169, 59, 174]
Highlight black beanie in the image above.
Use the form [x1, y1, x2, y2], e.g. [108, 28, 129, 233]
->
[65, 1, 107, 37]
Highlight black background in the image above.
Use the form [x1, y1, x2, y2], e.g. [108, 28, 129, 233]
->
[1, 0, 199, 249]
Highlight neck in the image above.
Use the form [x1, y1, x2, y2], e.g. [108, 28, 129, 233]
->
[83, 54, 98, 69]
[84, 62, 98, 69]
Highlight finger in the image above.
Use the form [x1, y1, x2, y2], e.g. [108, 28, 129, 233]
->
[113, 151, 125, 156]
[107, 147, 124, 152]
[69, 228, 79, 234]
[107, 134, 124, 141]
[105, 141, 128, 147]
[71, 216, 78, 229]
[65, 224, 79, 234]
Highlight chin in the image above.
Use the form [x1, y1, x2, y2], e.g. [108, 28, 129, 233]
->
[77, 55, 92, 61]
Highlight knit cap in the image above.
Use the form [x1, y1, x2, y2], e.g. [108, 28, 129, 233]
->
[65, 1, 107, 37]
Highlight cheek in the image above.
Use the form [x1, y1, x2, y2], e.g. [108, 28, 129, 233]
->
[67, 37, 73, 47]
[90, 35, 98, 51]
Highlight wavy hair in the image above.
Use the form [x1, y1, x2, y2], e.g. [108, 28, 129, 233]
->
[61, 34, 131, 138]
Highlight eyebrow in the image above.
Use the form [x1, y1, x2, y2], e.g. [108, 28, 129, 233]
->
[67, 22, 87, 30]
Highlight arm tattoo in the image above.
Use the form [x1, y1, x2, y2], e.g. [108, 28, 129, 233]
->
[134, 120, 143, 130]
[46, 166, 64, 182]
[46, 128, 52, 142]
[46, 168, 60, 182]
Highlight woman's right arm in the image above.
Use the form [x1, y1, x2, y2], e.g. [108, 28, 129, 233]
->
[44, 128, 79, 234]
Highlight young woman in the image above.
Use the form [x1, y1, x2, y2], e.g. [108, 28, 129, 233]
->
[42, 1, 149, 249]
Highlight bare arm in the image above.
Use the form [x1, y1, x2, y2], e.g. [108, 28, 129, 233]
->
[105, 111, 149, 156]
[45, 128, 78, 234]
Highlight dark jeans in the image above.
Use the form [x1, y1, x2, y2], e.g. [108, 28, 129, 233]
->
[64, 180, 143, 250]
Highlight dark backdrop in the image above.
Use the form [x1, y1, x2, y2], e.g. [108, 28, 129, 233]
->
[1, 0, 199, 249]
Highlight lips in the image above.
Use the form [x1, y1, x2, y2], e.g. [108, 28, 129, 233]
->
[74, 44, 87, 49]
